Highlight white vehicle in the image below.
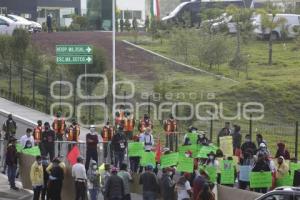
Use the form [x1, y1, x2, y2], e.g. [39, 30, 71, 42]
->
[0, 15, 26, 35]
[253, 14, 300, 40]
[210, 14, 238, 33]
[6, 14, 41, 33]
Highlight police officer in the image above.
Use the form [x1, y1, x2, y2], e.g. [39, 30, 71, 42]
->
[123, 111, 135, 140]
[52, 111, 66, 156]
[101, 121, 114, 164]
[138, 114, 153, 133]
[66, 119, 80, 152]
[163, 114, 177, 151]
[85, 125, 99, 171]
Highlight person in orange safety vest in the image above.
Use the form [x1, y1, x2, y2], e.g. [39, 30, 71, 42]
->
[138, 114, 153, 133]
[52, 111, 66, 156]
[33, 120, 43, 145]
[101, 121, 114, 164]
[123, 111, 135, 140]
[115, 105, 125, 126]
[163, 114, 177, 151]
[66, 119, 80, 152]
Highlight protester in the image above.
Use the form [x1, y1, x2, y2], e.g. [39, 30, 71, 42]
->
[6, 136, 18, 190]
[232, 125, 242, 156]
[241, 134, 257, 158]
[176, 173, 192, 200]
[197, 182, 215, 200]
[66, 118, 80, 152]
[275, 156, 289, 179]
[1, 114, 17, 174]
[118, 163, 133, 200]
[275, 142, 290, 160]
[123, 111, 135, 140]
[205, 151, 220, 184]
[129, 136, 141, 173]
[41, 122, 55, 161]
[41, 156, 50, 200]
[217, 122, 232, 145]
[101, 121, 114, 164]
[85, 125, 99, 171]
[164, 114, 177, 151]
[161, 167, 176, 200]
[100, 164, 111, 199]
[139, 127, 155, 152]
[87, 160, 100, 200]
[111, 126, 127, 168]
[139, 165, 160, 200]
[193, 172, 207, 200]
[30, 156, 44, 200]
[47, 158, 64, 200]
[256, 143, 270, 158]
[197, 132, 209, 146]
[256, 133, 267, 147]
[72, 156, 87, 200]
[20, 128, 35, 148]
[105, 167, 125, 200]
[239, 150, 255, 190]
[251, 153, 271, 193]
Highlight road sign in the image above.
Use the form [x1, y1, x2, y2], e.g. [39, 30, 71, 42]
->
[56, 55, 93, 64]
[56, 45, 93, 55]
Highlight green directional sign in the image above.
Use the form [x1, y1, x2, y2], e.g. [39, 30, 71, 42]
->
[56, 55, 93, 64]
[56, 45, 93, 55]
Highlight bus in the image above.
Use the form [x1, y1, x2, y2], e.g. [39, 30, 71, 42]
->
[162, 0, 248, 25]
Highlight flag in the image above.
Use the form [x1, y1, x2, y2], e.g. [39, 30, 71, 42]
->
[67, 145, 80, 166]
[156, 0, 160, 19]
[155, 138, 162, 162]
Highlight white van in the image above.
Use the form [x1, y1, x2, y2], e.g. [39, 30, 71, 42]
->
[7, 14, 42, 33]
[253, 14, 300, 39]
[0, 15, 24, 35]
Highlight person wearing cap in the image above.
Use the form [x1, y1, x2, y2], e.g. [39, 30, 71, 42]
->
[111, 125, 127, 168]
[66, 118, 80, 152]
[105, 167, 125, 200]
[20, 128, 35, 148]
[47, 158, 64, 200]
[275, 156, 289, 180]
[33, 120, 43, 145]
[5, 136, 19, 190]
[256, 142, 270, 158]
[30, 156, 44, 200]
[161, 167, 176, 200]
[101, 121, 114, 164]
[85, 125, 99, 171]
[139, 165, 160, 200]
[138, 113, 153, 133]
[41, 122, 55, 161]
[72, 156, 87, 200]
[164, 113, 177, 151]
[139, 127, 155, 152]
[123, 111, 135, 140]
[117, 163, 133, 200]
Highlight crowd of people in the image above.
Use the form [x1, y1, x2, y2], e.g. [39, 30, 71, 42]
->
[0, 107, 299, 200]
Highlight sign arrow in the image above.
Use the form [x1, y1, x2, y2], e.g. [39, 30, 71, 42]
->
[86, 56, 92, 63]
[86, 47, 92, 53]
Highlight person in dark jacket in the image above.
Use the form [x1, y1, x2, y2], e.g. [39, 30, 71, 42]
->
[6, 136, 18, 190]
[85, 125, 99, 171]
[217, 122, 232, 145]
[105, 167, 124, 200]
[139, 165, 160, 200]
[111, 126, 127, 168]
[241, 134, 257, 158]
[232, 125, 242, 155]
[256, 133, 267, 147]
[41, 156, 49, 200]
[252, 153, 271, 193]
[41, 122, 55, 161]
[275, 142, 290, 160]
[47, 158, 64, 200]
[46, 14, 52, 33]
[161, 168, 175, 200]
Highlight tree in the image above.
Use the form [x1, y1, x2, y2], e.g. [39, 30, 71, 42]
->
[71, 15, 88, 30]
[258, 4, 287, 65]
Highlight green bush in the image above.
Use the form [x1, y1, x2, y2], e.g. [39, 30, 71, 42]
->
[70, 23, 81, 31]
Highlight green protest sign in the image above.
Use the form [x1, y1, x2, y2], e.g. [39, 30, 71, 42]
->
[140, 152, 156, 167]
[200, 165, 217, 183]
[161, 153, 178, 168]
[16, 143, 22, 153]
[128, 142, 144, 157]
[276, 174, 293, 187]
[178, 145, 198, 158]
[196, 145, 216, 158]
[186, 133, 198, 144]
[220, 160, 235, 184]
[22, 146, 41, 156]
[250, 172, 272, 188]
[177, 156, 194, 173]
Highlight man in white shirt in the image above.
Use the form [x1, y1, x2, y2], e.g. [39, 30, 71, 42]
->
[139, 127, 154, 152]
[72, 156, 87, 200]
[20, 128, 35, 148]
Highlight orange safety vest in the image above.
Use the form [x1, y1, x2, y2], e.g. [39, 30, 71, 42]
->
[139, 119, 153, 133]
[101, 126, 114, 142]
[164, 119, 177, 133]
[67, 125, 80, 142]
[124, 117, 135, 132]
[53, 118, 65, 135]
[33, 126, 43, 142]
